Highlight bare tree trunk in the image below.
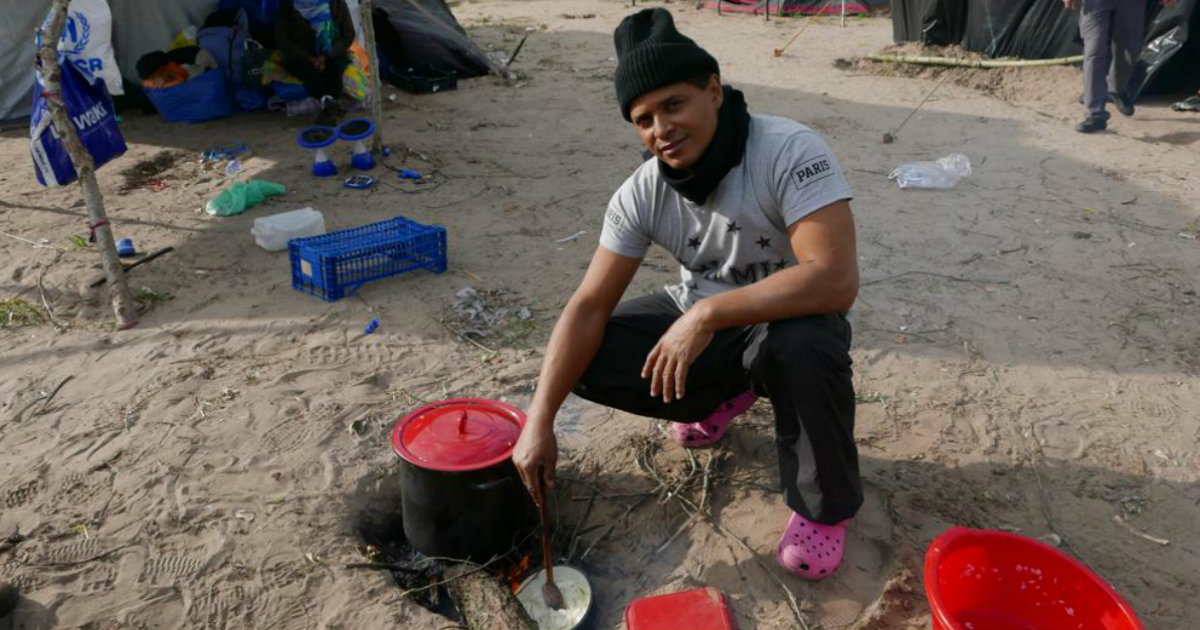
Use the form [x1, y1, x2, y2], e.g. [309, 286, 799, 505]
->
[38, 0, 138, 329]
[359, 0, 385, 154]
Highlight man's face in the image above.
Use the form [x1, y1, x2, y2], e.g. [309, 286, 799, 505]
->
[629, 76, 723, 171]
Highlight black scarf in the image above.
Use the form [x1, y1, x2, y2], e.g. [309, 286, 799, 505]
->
[658, 86, 751, 205]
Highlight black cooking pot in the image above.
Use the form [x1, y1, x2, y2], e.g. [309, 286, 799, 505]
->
[391, 398, 534, 561]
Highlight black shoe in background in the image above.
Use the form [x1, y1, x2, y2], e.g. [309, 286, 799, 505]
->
[1075, 118, 1107, 133]
[1109, 92, 1135, 117]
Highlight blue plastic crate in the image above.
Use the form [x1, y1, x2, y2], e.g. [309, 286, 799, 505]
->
[289, 217, 447, 301]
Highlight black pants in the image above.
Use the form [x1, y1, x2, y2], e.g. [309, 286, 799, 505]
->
[283, 54, 349, 100]
[573, 292, 863, 524]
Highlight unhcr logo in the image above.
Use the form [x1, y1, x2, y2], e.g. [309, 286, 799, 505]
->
[60, 11, 91, 54]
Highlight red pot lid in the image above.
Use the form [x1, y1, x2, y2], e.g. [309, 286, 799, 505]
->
[391, 398, 525, 472]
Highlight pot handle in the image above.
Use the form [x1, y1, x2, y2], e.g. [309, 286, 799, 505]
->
[470, 476, 513, 492]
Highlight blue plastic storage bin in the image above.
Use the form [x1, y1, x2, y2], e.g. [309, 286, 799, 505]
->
[145, 69, 233, 123]
[289, 217, 448, 302]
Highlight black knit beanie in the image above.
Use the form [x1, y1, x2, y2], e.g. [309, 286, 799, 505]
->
[613, 8, 720, 121]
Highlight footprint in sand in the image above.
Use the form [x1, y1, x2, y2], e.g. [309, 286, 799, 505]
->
[186, 582, 257, 627]
[260, 416, 318, 457]
[139, 556, 204, 585]
[80, 563, 118, 593]
[4, 477, 44, 509]
[58, 470, 114, 507]
[3, 562, 48, 593]
[250, 589, 314, 630]
[305, 342, 404, 367]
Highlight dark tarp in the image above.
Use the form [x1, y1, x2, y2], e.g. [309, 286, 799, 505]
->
[891, 0, 1200, 96]
[372, 0, 491, 78]
[1132, 0, 1199, 96]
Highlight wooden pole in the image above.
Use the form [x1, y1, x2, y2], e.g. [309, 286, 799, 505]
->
[359, 0, 385, 154]
[38, 0, 138, 329]
[864, 52, 1085, 68]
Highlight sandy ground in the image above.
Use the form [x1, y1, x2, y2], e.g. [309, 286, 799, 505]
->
[2, 1, 1199, 628]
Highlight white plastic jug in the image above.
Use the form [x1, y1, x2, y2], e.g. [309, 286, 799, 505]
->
[251, 207, 325, 252]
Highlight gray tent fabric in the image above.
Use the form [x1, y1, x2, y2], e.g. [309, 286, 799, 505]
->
[1, 0, 221, 120]
[0, 4, 48, 121]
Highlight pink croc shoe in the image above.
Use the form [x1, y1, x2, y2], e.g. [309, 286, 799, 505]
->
[670, 391, 756, 448]
[776, 512, 846, 580]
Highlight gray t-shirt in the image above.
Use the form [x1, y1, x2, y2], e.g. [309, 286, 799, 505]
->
[600, 115, 853, 310]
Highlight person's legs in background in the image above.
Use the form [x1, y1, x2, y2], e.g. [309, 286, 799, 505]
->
[282, 55, 349, 124]
[1078, 6, 1114, 132]
[1107, 0, 1147, 116]
[283, 56, 333, 101]
[318, 55, 351, 120]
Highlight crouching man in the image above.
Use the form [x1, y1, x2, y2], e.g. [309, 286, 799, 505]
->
[513, 8, 863, 579]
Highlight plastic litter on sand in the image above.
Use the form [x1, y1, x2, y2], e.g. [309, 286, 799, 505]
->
[889, 153, 972, 189]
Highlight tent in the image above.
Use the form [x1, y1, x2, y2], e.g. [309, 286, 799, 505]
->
[891, 0, 1200, 97]
[701, 0, 890, 17]
[0, 0, 491, 121]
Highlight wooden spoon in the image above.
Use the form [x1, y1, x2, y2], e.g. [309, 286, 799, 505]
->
[538, 468, 565, 610]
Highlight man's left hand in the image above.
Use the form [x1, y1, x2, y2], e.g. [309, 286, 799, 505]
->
[1163, 0, 1179, 7]
[642, 306, 714, 403]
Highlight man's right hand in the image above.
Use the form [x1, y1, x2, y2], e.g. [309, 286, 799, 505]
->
[1062, 0, 1079, 9]
[512, 419, 557, 506]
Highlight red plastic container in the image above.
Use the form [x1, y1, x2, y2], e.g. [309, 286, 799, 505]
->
[925, 527, 1144, 630]
[625, 587, 737, 630]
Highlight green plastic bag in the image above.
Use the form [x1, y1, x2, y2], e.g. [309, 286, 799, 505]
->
[206, 179, 286, 217]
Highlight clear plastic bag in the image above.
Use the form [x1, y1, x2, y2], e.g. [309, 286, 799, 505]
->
[889, 153, 972, 189]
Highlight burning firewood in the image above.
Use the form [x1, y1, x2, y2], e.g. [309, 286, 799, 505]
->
[445, 563, 536, 630]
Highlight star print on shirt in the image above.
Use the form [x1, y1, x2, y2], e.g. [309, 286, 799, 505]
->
[687, 236, 702, 249]
[774, 259, 789, 271]
[755, 236, 772, 249]
[726, 220, 741, 234]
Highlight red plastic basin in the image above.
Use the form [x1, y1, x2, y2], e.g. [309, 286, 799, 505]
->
[924, 527, 1144, 630]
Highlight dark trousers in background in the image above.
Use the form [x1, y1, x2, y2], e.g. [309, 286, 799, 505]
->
[572, 292, 863, 524]
[283, 55, 350, 101]
[1080, 0, 1147, 121]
